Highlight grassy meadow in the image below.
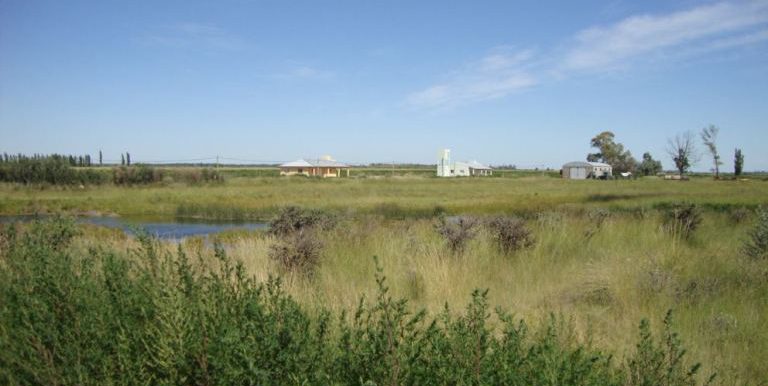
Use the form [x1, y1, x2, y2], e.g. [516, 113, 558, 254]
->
[0, 170, 764, 219]
[2, 170, 768, 383]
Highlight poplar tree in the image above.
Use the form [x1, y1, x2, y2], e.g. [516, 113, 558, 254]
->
[734, 149, 744, 176]
[700, 125, 722, 179]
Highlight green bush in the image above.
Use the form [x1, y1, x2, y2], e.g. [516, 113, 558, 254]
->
[742, 207, 768, 260]
[171, 168, 225, 185]
[112, 164, 163, 185]
[0, 218, 715, 385]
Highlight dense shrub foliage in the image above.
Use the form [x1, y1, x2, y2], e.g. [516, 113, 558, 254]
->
[268, 207, 336, 273]
[0, 154, 106, 185]
[434, 215, 478, 255]
[268, 206, 337, 238]
[486, 216, 535, 255]
[0, 219, 715, 385]
[742, 207, 768, 260]
[112, 164, 164, 185]
[268, 229, 324, 273]
[0, 153, 223, 186]
[112, 166, 224, 185]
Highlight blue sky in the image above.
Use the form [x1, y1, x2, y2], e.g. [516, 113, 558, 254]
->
[1, 0, 767, 170]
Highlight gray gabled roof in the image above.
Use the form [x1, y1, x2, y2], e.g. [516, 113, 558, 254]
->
[455, 160, 492, 170]
[562, 161, 612, 168]
[280, 159, 314, 168]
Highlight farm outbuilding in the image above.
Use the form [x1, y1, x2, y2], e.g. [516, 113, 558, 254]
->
[454, 161, 493, 176]
[279, 156, 350, 178]
[437, 149, 492, 177]
[561, 161, 612, 179]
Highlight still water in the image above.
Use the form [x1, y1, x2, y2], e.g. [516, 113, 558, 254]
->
[0, 215, 267, 240]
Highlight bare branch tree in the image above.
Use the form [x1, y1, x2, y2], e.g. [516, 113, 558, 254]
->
[667, 131, 699, 176]
[700, 125, 722, 179]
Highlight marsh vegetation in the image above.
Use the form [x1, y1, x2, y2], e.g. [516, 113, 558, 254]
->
[1, 172, 767, 383]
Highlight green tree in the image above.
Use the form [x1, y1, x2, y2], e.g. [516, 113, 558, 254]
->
[700, 125, 722, 179]
[587, 131, 637, 173]
[734, 148, 744, 176]
[98, 150, 102, 166]
[639, 152, 663, 176]
[667, 131, 698, 176]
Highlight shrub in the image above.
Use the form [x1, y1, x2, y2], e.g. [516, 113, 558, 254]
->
[268, 229, 323, 273]
[627, 310, 715, 386]
[728, 207, 751, 224]
[662, 203, 702, 240]
[432, 204, 448, 217]
[486, 216, 535, 255]
[173, 168, 225, 185]
[0, 219, 715, 385]
[268, 206, 336, 237]
[742, 207, 768, 260]
[434, 215, 478, 255]
[112, 164, 163, 185]
[585, 208, 610, 239]
[268, 207, 334, 273]
[588, 208, 611, 226]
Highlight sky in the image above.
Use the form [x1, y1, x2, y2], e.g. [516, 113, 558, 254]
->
[1, 0, 767, 170]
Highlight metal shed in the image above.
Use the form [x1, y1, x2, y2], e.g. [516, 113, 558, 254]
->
[562, 161, 612, 179]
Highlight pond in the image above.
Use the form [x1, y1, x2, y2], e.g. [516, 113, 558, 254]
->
[0, 215, 268, 240]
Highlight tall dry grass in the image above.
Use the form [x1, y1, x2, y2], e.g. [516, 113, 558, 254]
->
[220, 212, 767, 382]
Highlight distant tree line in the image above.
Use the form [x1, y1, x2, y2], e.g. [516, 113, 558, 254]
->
[0, 153, 223, 186]
[1, 153, 95, 167]
[0, 154, 105, 185]
[586, 126, 746, 178]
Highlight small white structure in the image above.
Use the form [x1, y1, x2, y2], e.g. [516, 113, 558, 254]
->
[437, 149, 452, 177]
[279, 155, 350, 177]
[437, 149, 492, 177]
[454, 161, 493, 176]
[562, 161, 612, 179]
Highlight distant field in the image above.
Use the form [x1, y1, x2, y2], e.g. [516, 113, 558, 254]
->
[0, 172, 765, 220]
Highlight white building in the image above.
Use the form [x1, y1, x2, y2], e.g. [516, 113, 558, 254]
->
[561, 161, 612, 179]
[454, 161, 493, 176]
[437, 149, 453, 177]
[437, 149, 493, 177]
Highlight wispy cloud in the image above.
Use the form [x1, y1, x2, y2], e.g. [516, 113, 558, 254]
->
[406, 1, 768, 109]
[140, 22, 245, 51]
[563, 0, 768, 72]
[273, 65, 335, 80]
[405, 48, 538, 109]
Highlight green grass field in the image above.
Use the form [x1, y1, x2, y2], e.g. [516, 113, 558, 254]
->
[1, 171, 765, 219]
[1, 172, 767, 383]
